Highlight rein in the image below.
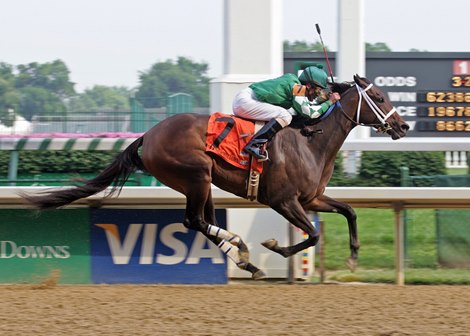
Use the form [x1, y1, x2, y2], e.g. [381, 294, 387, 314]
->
[338, 83, 397, 133]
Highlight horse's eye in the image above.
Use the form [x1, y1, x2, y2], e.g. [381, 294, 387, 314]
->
[378, 97, 384, 103]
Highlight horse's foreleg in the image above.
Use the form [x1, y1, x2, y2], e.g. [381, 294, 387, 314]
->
[263, 200, 320, 257]
[307, 195, 359, 271]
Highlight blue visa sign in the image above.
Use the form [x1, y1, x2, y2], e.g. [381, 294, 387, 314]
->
[90, 209, 227, 284]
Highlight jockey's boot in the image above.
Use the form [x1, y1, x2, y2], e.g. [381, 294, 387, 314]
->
[244, 118, 283, 161]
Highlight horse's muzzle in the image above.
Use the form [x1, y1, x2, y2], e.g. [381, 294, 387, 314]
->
[387, 122, 410, 139]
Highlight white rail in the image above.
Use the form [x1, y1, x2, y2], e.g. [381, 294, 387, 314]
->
[340, 137, 470, 151]
[1, 137, 469, 151]
[2, 186, 470, 208]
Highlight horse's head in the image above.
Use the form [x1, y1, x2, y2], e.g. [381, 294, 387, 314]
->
[331, 75, 409, 139]
[350, 74, 409, 139]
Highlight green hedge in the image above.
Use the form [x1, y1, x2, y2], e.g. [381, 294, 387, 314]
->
[467, 153, 470, 173]
[329, 151, 446, 187]
[0, 151, 118, 175]
[358, 151, 445, 186]
[0, 150, 448, 187]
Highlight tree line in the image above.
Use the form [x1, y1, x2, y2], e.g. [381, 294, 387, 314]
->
[0, 57, 212, 126]
[1, 41, 405, 125]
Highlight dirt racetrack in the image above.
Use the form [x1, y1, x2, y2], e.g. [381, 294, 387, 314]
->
[0, 283, 469, 336]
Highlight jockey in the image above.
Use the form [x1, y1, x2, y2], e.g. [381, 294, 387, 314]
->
[232, 64, 341, 161]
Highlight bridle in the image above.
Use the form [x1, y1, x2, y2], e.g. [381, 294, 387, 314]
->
[339, 82, 397, 133]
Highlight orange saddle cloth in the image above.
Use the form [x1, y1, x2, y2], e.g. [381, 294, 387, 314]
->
[205, 112, 264, 174]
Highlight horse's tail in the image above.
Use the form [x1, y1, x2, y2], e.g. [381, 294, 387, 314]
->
[21, 136, 145, 210]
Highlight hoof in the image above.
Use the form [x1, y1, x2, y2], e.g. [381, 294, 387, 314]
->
[346, 257, 357, 272]
[252, 269, 266, 280]
[261, 239, 278, 250]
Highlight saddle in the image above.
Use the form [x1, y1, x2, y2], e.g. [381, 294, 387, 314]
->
[205, 112, 264, 201]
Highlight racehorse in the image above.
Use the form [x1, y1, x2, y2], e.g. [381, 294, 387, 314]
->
[22, 75, 409, 279]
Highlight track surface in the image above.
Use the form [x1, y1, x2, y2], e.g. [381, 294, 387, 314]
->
[0, 283, 469, 335]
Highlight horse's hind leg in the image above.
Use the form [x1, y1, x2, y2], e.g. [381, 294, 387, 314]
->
[206, 228, 264, 279]
[203, 189, 251, 264]
[185, 186, 265, 279]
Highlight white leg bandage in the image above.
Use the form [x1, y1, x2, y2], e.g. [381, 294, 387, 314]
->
[207, 224, 241, 245]
[218, 240, 241, 264]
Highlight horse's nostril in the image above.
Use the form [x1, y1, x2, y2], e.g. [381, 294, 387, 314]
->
[402, 123, 410, 131]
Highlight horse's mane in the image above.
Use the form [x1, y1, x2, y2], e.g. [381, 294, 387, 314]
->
[330, 81, 354, 95]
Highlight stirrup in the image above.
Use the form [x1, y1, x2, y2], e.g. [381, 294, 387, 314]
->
[244, 145, 269, 162]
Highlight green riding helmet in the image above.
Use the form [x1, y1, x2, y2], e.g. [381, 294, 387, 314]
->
[298, 65, 328, 88]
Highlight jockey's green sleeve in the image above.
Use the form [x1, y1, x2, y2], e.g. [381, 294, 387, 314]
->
[292, 92, 333, 119]
[249, 73, 331, 119]
[249, 73, 299, 109]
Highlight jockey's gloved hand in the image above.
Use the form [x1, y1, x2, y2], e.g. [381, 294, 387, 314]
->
[328, 92, 341, 104]
[316, 89, 331, 103]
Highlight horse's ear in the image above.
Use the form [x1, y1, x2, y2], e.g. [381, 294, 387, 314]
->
[353, 74, 360, 84]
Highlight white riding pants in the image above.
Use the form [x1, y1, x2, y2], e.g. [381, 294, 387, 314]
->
[232, 88, 292, 127]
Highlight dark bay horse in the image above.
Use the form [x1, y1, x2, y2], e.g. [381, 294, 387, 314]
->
[22, 75, 409, 279]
